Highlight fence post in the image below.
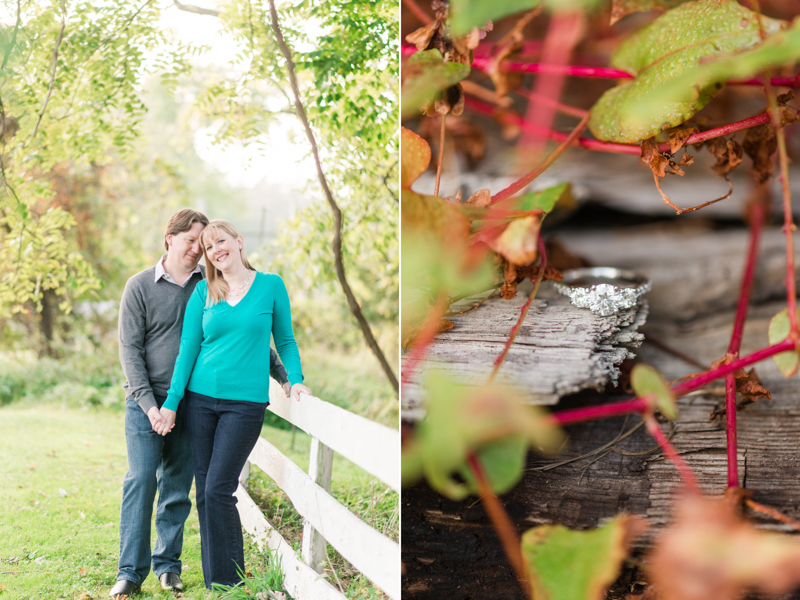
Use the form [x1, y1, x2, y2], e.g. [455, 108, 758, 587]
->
[240, 459, 250, 485]
[302, 436, 333, 573]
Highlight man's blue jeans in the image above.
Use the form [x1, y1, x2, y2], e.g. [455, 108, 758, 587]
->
[184, 390, 267, 589]
[117, 396, 193, 584]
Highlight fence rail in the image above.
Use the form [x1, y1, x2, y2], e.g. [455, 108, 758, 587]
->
[235, 379, 400, 600]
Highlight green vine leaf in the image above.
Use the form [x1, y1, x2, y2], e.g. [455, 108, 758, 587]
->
[521, 515, 648, 600]
[401, 372, 563, 500]
[768, 308, 800, 378]
[631, 363, 678, 419]
[402, 49, 470, 118]
[589, 0, 789, 143]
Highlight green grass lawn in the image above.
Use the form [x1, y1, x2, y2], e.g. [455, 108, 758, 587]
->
[0, 405, 397, 600]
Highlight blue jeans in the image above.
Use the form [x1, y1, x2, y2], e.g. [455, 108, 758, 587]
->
[184, 391, 267, 589]
[117, 396, 193, 584]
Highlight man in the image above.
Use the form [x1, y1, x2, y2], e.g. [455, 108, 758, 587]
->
[112, 209, 290, 598]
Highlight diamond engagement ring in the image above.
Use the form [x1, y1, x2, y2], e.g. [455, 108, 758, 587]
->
[552, 267, 651, 317]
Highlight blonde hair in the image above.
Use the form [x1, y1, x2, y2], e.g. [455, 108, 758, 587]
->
[201, 219, 255, 306]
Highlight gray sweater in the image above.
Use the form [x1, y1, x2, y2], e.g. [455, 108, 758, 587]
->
[119, 265, 288, 413]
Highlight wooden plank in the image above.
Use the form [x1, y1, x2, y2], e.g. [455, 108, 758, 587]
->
[302, 437, 334, 573]
[235, 484, 345, 600]
[402, 286, 647, 415]
[267, 379, 400, 492]
[249, 435, 401, 600]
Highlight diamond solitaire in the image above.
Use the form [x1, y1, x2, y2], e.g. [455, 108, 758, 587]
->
[552, 267, 651, 317]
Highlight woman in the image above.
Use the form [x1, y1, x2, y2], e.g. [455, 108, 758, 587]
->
[158, 219, 311, 590]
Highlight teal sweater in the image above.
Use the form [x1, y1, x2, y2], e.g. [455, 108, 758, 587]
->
[163, 272, 304, 411]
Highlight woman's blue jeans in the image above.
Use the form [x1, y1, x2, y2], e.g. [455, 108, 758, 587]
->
[184, 390, 267, 589]
[117, 396, 193, 585]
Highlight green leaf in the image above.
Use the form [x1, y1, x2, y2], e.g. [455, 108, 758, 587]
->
[521, 516, 646, 600]
[459, 435, 528, 495]
[402, 50, 470, 118]
[769, 308, 800, 377]
[514, 182, 570, 213]
[589, 0, 789, 143]
[630, 363, 677, 419]
[450, 0, 540, 36]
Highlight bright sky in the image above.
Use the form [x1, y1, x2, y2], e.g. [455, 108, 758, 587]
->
[158, 0, 317, 189]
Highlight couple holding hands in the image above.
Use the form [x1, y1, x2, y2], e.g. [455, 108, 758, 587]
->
[111, 209, 311, 597]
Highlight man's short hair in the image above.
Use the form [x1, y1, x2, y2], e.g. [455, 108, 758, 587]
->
[164, 209, 209, 250]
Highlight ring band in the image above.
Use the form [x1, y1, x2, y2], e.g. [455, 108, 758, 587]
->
[552, 267, 651, 317]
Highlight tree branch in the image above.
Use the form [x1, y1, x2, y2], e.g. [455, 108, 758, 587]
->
[172, 0, 219, 17]
[267, 0, 399, 395]
[1, 0, 21, 72]
[31, 0, 66, 140]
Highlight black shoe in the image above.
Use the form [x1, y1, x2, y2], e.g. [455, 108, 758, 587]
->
[159, 572, 185, 592]
[109, 579, 140, 598]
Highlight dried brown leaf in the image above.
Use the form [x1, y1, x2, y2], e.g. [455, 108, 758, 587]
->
[648, 495, 800, 600]
[743, 123, 776, 184]
[649, 153, 670, 178]
[678, 151, 694, 166]
[707, 138, 743, 177]
[406, 20, 441, 51]
[667, 127, 698, 154]
[466, 188, 491, 207]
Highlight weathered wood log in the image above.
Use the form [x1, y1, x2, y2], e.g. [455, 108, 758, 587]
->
[403, 289, 647, 417]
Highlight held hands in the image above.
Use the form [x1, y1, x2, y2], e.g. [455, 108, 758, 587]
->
[290, 383, 312, 402]
[146, 406, 176, 436]
[147, 406, 172, 435]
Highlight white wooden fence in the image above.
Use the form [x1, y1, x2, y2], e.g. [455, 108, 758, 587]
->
[235, 379, 400, 600]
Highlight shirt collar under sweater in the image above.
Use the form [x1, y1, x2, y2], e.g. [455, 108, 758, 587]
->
[154, 254, 204, 288]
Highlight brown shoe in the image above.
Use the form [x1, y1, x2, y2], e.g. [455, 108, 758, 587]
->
[159, 572, 185, 591]
[109, 579, 140, 598]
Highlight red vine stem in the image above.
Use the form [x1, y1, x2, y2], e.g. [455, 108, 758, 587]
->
[672, 338, 797, 397]
[644, 417, 701, 494]
[490, 111, 590, 203]
[517, 11, 585, 160]
[488, 235, 547, 382]
[402, 0, 432, 24]
[434, 114, 445, 197]
[466, 452, 531, 598]
[725, 372, 739, 488]
[722, 198, 765, 488]
[764, 78, 799, 340]
[553, 341, 796, 427]
[551, 397, 649, 426]
[466, 96, 772, 156]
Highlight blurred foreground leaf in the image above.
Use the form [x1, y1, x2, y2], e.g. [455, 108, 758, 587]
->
[401, 372, 563, 500]
[648, 495, 800, 600]
[402, 50, 471, 119]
